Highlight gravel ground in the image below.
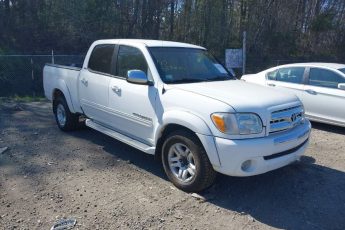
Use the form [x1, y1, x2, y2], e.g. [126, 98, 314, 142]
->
[0, 100, 344, 230]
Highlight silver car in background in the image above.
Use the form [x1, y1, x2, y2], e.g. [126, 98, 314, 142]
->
[242, 63, 345, 127]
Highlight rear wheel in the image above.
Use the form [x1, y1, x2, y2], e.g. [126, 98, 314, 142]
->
[162, 130, 217, 192]
[53, 96, 79, 131]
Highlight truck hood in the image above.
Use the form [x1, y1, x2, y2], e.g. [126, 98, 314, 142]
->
[170, 80, 300, 113]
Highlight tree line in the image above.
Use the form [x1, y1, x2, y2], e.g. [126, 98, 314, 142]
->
[1, 0, 345, 71]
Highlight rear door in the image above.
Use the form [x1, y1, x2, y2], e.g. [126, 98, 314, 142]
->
[265, 66, 307, 102]
[302, 67, 345, 124]
[79, 44, 116, 124]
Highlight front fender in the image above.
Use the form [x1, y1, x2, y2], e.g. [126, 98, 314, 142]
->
[161, 110, 212, 136]
[157, 110, 221, 167]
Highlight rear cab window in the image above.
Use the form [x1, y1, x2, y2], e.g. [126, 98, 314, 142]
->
[88, 44, 115, 75]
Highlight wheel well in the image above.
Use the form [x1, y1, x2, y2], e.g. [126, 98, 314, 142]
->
[154, 124, 201, 161]
[53, 89, 64, 101]
[52, 89, 65, 112]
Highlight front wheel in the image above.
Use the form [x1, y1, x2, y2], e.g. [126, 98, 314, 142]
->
[53, 96, 79, 131]
[162, 130, 217, 192]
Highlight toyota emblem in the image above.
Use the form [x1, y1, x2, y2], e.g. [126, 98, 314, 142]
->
[291, 113, 297, 122]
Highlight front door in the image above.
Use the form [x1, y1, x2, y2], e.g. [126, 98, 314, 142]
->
[108, 45, 158, 145]
[302, 67, 345, 124]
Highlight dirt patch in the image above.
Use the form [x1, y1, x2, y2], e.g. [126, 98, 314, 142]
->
[0, 101, 344, 229]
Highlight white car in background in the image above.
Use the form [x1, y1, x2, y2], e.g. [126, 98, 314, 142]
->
[242, 63, 345, 127]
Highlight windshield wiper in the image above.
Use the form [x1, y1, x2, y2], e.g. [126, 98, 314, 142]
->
[166, 78, 206, 84]
[206, 76, 232, 81]
[166, 76, 233, 84]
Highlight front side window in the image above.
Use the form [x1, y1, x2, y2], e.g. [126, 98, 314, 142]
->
[149, 47, 234, 84]
[267, 67, 305, 84]
[88, 44, 115, 74]
[117, 45, 148, 78]
[309, 68, 345, 88]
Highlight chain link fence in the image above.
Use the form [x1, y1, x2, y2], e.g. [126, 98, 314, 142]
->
[0, 54, 84, 97]
[1, 52, 332, 96]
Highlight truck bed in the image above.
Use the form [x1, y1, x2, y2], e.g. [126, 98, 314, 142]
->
[43, 63, 83, 114]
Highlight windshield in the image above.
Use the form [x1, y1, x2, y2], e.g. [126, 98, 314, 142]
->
[339, 68, 345, 74]
[149, 47, 234, 84]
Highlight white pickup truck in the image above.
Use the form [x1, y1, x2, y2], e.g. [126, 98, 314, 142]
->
[43, 39, 311, 192]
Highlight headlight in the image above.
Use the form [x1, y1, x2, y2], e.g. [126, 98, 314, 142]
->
[211, 113, 263, 135]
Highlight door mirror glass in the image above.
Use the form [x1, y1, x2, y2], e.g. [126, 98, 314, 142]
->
[338, 83, 345, 90]
[127, 70, 152, 85]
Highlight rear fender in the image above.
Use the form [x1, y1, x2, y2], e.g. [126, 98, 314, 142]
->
[52, 79, 76, 113]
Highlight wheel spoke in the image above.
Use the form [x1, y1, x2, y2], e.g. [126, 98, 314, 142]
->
[182, 169, 188, 180]
[169, 157, 180, 162]
[187, 152, 194, 162]
[178, 169, 183, 178]
[170, 162, 181, 168]
[176, 144, 187, 157]
[184, 149, 191, 157]
[187, 167, 195, 176]
[173, 145, 182, 156]
[189, 163, 196, 170]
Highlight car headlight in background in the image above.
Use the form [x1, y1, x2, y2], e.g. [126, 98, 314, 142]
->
[211, 113, 263, 135]
[301, 104, 306, 123]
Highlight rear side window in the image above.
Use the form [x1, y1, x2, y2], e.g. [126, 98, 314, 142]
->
[309, 68, 345, 88]
[267, 67, 305, 84]
[117, 45, 148, 78]
[88, 44, 115, 75]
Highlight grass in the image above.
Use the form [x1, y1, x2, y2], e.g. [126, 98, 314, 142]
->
[0, 95, 46, 104]
[13, 95, 46, 102]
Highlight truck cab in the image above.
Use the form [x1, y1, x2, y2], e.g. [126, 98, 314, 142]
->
[44, 39, 311, 192]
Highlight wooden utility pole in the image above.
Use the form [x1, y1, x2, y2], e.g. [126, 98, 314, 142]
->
[242, 31, 246, 75]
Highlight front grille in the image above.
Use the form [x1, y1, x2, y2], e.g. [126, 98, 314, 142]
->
[270, 106, 304, 133]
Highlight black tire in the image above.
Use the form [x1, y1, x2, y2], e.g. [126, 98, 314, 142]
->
[162, 130, 217, 192]
[53, 96, 79, 131]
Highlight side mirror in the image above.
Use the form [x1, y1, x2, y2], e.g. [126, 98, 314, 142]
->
[338, 83, 345, 90]
[127, 70, 153, 85]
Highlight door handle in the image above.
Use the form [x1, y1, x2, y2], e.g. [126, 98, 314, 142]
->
[111, 85, 121, 93]
[81, 78, 88, 85]
[305, 89, 317, 95]
[268, 83, 276, 87]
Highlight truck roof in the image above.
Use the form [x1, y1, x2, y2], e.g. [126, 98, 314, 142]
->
[95, 39, 205, 50]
